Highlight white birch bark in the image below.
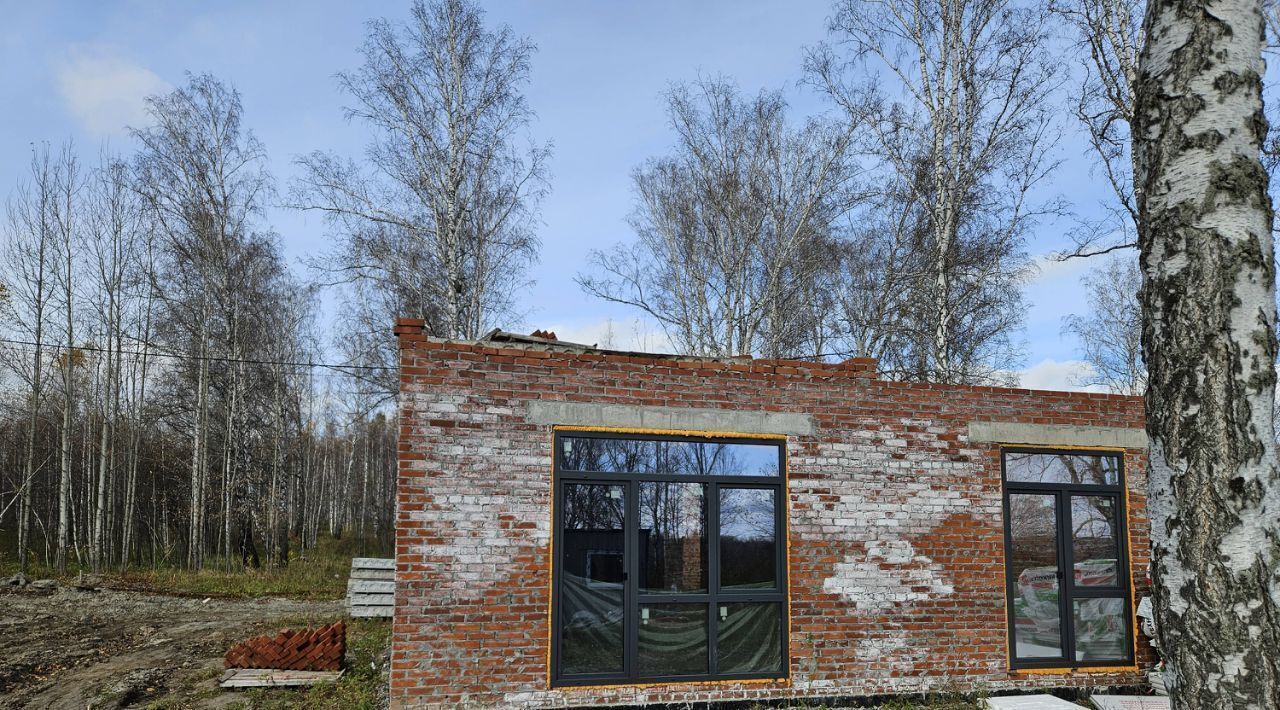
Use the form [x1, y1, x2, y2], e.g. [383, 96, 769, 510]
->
[1135, 0, 1280, 703]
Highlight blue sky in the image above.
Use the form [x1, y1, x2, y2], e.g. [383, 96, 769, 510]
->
[0, 0, 1113, 390]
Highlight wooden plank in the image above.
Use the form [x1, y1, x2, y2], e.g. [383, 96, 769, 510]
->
[351, 557, 394, 569]
[1091, 697, 1170, 710]
[347, 592, 394, 606]
[350, 568, 394, 581]
[219, 668, 344, 688]
[347, 579, 394, 594]
[349, 604, 394, 618]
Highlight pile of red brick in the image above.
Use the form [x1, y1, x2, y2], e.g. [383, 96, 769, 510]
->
[224, 621, 345, 671]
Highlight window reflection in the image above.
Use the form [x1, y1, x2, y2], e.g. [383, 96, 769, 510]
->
[560, 437, 779, 476]
[560, 437, 656, 473]
[638, 604, 708, 676]
[720, 488, 776, 590]
[1072, 496, 1119, 587]
[1074, 597, 1127, 660]
[1005, 452, 1119, 485]
[718, 603, 782, 674]
[1009, 493, 1062, 658]
[639, 482, 707, 593]
[560, 483, 625, 675]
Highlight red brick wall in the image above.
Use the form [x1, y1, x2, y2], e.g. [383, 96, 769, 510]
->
[392, 321, 1152, 708]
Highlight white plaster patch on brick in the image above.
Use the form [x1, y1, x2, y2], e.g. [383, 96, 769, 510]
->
[824, 539, 954, 610]
[796, 420, 991, 615]
[853, 632, 909, 661]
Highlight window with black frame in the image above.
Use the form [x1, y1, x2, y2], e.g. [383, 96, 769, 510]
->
[1002, 449, 1134, 669]
[552, 432, 787, 685]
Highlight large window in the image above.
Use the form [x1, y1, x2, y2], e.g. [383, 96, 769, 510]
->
[552, 432, 787, 685]
[1002, 449, 1134, 669]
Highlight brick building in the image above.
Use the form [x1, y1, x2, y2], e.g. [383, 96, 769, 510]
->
[391, 319, 1152, 708]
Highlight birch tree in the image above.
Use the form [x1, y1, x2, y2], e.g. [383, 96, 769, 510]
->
[132, 74, 273, 570]
[1134, 0, 1280, 702]
[578, 77, 862, 359]
[0, 148, 58, 574]
[48, 145, 81, 575]
[83, 153, 144, 572]
[808, 0, 1060, 383]
[292, 0, 548, 391]
[1061, 256, 1144, 394]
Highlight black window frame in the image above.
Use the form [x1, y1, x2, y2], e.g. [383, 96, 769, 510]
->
[551, 430, 789, 687]
[1001, 447, 1135, 670]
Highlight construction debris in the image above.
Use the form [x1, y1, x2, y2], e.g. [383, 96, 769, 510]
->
[985, 696, 1084, 709]
[218, 668, 343, 688]
[346, 557, 394, 618]
[224, 621, 345, 672]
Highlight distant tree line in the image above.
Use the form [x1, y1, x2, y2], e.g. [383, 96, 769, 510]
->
[0, 85, 399, 574]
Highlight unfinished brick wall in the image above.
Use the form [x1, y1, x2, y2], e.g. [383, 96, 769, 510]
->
[391, 319, 1152, 708]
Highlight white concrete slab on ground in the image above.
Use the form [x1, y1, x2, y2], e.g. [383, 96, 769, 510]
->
[985, 696, 1084, 710]
[1091, 696, 1171, 710]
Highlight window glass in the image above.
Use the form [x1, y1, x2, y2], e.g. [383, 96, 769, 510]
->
[659, 441, 780, 476]
[1005, 452, 1119, 485]
[555, 434, 786, 683]
[559, 436, 779, 476]
[1008, 493, 1063, 658]
[639, 482, 707, 594]
[719, 488, 777, 590]
[1002, 449, 1131, 668]
[638, 604, 708, 676]
[717, 602, 783, 674]
[560, 437, 656, 473]
[559, 483, 625, 675]
[1071, 496, 1120, 587]
[1073, 597, 1128, 661]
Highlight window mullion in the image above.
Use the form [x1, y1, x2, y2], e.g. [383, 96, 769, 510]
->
[1057, 490, 1075, 664]
[708, 481, 720, 676]
[626, 477, 639, 680]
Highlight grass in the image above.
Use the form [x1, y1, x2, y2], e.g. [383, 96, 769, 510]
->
[224, 618, 390, 710]
[0, 533, 392, 600]
[137, 618, 390, 710]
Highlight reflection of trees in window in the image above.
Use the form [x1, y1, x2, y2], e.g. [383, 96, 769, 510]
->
[554, 434, 786, 682]
[640, 482, 706, 592]
[563, 484, 624, 530]
[1002, 449, 1129, 666]
[1009, 493, 1058, 571]
[1006, 452, 1119, 485]
[561, 437, 655, 472]
[661, 442, 778, 476]
[560, 436, 781, 476]
[720, 489, 776, 589]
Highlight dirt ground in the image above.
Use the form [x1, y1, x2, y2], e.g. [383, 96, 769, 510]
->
[0, 582, 346, 709]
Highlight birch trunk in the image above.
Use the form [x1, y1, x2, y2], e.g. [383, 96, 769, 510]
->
[17, 241, 48, 575]
[54, 184, 75, 576]
[1134, 0, 1280, 703]
[188, 326, 209, 570]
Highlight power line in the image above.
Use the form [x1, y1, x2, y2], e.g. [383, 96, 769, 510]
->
[0, 337, 396, 372]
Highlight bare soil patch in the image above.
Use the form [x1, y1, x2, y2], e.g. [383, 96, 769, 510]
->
[0, 582, 343, 709]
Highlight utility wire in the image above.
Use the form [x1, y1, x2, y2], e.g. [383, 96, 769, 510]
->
[0, 337, 396, 372]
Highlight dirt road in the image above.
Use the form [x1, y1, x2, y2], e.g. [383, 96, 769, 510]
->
[0, 582, 344, 709]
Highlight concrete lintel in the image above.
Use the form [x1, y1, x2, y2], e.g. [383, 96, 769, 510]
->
[526, 400, 813, 436]
[968, 421, 1148, 449]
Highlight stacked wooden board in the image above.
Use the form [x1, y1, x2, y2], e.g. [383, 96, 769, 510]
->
[219, 668, 344, 687]
[224, 621, 346, 671]
[347, 557, 394, 617]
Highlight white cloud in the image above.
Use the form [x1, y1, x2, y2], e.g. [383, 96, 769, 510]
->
[1028, 253, 1092, 285]
[544, 316, 673, 353]
[1015, 358, 1106, 392]
[56, 46, 168, 135]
